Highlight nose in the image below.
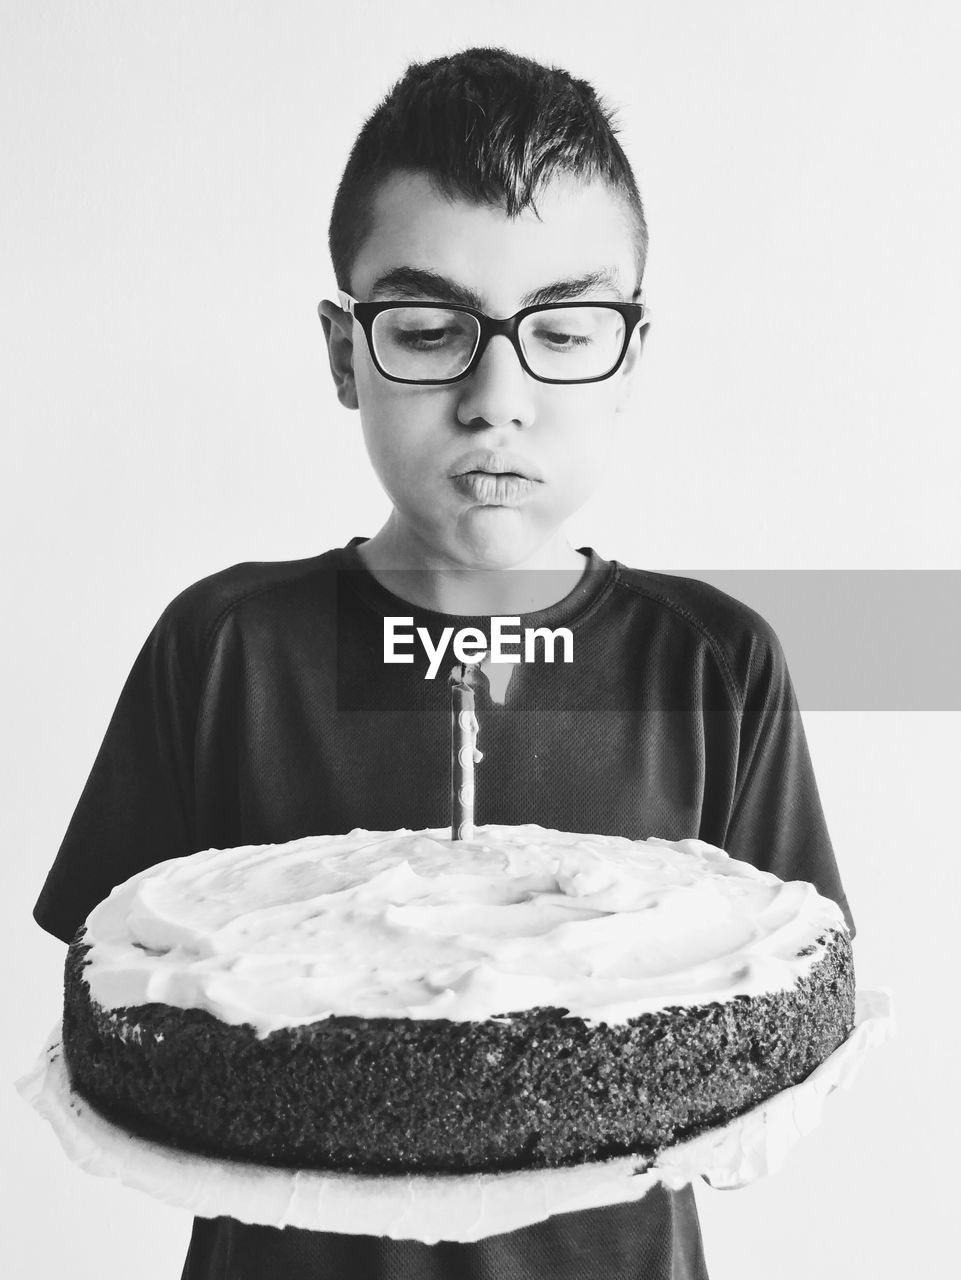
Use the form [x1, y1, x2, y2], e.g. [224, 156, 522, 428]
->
[455, 334, 537, 432]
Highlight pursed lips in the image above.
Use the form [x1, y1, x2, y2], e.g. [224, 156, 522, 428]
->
[449, 452, 542, 505]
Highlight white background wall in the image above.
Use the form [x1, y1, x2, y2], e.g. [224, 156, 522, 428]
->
[3, 2, 958, 1276]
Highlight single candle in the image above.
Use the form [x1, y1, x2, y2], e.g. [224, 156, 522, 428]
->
[449, 661, 485, 841]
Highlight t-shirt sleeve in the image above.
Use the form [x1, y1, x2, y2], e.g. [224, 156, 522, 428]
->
[33, 600, 202, 943]
[722, 618, 855, 935]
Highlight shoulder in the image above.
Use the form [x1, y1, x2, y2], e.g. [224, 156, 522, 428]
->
[609, 565, 787, 708]
[150, 547, 350, 666]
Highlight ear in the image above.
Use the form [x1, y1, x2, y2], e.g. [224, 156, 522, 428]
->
[615, 320, 649, 413]
[318, 299, 359, 410]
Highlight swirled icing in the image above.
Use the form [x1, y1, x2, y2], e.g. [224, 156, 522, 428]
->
[81, 825, 846, 1036]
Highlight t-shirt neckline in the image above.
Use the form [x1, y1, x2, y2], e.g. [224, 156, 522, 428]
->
[336, 537, 616, 631]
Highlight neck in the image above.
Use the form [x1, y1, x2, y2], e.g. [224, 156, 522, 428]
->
[356, 524, 588, 615]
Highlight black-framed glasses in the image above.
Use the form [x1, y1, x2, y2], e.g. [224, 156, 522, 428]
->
[335, 290, 649, 386]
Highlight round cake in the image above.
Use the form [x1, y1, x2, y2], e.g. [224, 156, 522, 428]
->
[62, 825, 855, 1172]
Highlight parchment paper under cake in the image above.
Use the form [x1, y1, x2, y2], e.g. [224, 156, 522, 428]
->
[18, 991, 892, 1244]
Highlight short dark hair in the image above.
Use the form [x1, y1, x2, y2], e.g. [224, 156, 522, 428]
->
[329, 47, 648, 292]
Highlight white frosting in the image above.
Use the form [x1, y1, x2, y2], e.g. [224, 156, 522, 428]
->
[81, 825, 846, 1037]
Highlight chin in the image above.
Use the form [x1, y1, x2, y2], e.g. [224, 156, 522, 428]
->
[449, 509, 551, 571]
[451, 542, 526, 572]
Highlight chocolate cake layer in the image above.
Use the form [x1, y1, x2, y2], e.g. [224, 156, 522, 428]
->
[62, 928, 854, 1173]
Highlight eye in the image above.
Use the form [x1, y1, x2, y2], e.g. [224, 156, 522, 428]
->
[394, 325, 458, 350]
[541, 329, 594, 348]
[523, 305, 610, 352]
[377, 308, 477, 353]
[529, 324, 596, 350]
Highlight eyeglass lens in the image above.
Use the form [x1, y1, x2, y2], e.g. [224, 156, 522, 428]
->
[370, 306, 628, 382]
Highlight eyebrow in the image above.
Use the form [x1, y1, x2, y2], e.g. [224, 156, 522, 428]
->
[368, 266, 625, 309]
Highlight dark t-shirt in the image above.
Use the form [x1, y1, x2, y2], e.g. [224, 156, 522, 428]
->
[35, 541, 852, 1280]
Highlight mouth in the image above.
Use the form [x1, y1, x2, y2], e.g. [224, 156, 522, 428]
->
[451, 472, 539, 505]
[449, 451, 542, 504]
[450, 452, 542, 506]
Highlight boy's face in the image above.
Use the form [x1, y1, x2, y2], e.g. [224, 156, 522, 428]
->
[323, 170, 643, 572]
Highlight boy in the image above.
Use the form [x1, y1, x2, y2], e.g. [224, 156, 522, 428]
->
[35, 47, 853, 1280]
